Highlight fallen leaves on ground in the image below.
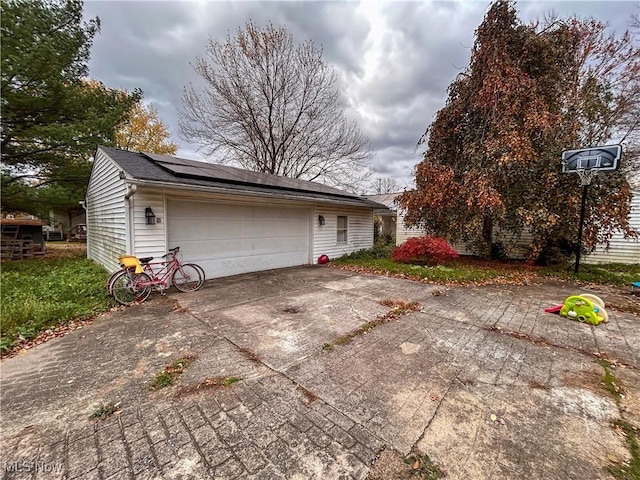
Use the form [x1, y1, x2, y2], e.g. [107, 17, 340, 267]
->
[1, 316, 104, 359]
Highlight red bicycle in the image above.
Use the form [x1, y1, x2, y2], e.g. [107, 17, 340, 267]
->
[108, 246, 204, 305]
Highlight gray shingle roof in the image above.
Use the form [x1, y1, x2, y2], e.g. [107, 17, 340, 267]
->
[98, 146, 387, 209]
[364, 193, 402, 210]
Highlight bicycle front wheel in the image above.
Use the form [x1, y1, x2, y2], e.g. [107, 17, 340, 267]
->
[111, 271, 152, 305]
[172, 264, 204, 292]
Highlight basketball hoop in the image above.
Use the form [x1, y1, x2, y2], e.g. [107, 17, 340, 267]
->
[576, 168, 598, 186]
[561, 144, 623, 275]
[562, 145, 621, 174]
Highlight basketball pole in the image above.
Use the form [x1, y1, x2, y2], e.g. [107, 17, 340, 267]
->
[562, 145, 622, 275]
[574, 183, 589, 274]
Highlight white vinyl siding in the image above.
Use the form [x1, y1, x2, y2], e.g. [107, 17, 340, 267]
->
[449, 241, 477, 257]
[131, 189, 167, 259]
[313, 207, 373, 261]
[396, 209, 425, 245]
[86, 149, 127, 272]
[450, 228, 534, 259]
[337, 216, 348, 243]
[493, 229, 532, 259]
[586, 189, 640, 264]
[401, 226, 533, 258]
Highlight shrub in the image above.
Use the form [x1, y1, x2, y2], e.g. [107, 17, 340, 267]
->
[375, 231, 395, 246]
[342, 243, 394, 260]
[391, 236, 458, 264]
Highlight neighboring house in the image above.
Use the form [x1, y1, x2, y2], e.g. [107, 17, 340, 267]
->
[450, 228, 534, 259]
[585, 187, 640, 264]
[370, 188, 640, 263]
[366, 193, 397, 242]
[86, 146, 387, 278]
[47, 208, 85, 238]
[365, 193, 422, 245]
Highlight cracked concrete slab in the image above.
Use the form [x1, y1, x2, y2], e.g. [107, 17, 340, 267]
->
[197, 288, 387, 371]
[1, 266, 638, 479]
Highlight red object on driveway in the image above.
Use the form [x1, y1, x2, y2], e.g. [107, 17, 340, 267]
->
[317, 254, 329, 265]
[544, 305, 563, 314]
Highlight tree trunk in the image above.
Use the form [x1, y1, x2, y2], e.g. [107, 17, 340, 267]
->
[480, 215, 492, 259]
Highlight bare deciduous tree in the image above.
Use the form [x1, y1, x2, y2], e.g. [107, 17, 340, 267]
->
[179, 21, 372, 190]
[372, 177, 399, 194]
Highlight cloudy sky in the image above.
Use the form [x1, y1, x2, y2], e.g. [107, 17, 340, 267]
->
[83, 0, 638, 190]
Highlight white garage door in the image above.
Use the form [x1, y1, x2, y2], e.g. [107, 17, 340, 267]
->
[167, 199, 311, 279]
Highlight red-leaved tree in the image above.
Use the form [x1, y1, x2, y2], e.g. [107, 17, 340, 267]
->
[400, 1, 638, 263]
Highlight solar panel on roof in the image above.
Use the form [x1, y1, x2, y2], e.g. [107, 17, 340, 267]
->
[153, 162, 214, 179]
[144, 152, 192, 166]
[141, 151, 360, 198]
[190, 163, 250, 183]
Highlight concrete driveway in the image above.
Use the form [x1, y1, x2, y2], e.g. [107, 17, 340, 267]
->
[1, 265, 639, 479]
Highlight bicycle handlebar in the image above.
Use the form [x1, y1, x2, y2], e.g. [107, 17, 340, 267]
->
[162, 246, 180, 258]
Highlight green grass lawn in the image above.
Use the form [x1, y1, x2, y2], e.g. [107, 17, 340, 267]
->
[540, 262, 640, 287]
[334, 257, 528, 284]
[1, 247, 113, 353]
[334, 249, 640, 288]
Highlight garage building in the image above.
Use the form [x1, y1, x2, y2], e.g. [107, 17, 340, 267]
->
[86, 147, 385, 278]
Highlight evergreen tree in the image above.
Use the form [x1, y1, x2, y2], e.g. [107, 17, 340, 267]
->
[1, 0, 141, 216]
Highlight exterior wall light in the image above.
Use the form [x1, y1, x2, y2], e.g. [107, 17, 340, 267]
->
[145, 207, 156, 225]
[318, 215, 325, 226]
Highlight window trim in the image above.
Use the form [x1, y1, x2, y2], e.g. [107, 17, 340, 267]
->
[337, 215, 348, 244]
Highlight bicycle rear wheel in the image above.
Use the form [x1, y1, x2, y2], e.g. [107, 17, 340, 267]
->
[172, 264, 204, 292]
[192, 263, 206, 282]
[106, 270, 121, 295]
[111, 271, 152, 305]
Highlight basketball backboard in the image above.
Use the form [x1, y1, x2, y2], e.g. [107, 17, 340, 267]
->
[561, 145, 622, 173]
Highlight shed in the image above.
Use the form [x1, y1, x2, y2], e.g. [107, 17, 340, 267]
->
[1, 218, 46, 260]
[86, 147, 388, 277]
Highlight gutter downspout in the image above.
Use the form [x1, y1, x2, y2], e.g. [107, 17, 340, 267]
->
[124, 184, 137, 254]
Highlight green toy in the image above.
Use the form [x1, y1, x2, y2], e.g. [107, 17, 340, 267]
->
[559, 295, 608, 325]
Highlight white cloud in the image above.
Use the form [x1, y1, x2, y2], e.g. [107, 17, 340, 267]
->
[83, 0, 638, 185]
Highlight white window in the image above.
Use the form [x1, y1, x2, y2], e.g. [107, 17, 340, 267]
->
[337, 216, 348, 243]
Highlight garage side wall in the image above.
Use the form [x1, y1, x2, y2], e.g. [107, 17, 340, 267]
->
[313, 206, 374, 261]
[131, 189, 167, 259]
[86, 150, 127, 272]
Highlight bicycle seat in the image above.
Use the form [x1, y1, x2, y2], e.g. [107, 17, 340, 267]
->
[138, 257, 153, 264]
